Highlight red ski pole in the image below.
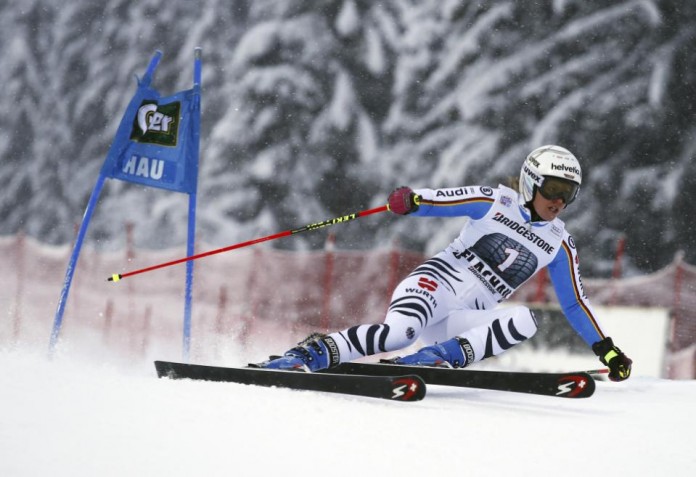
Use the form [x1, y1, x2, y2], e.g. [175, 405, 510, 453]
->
[108, 205, 389, 282]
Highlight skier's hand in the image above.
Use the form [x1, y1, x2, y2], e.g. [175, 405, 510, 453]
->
[388, 186, 421, 215]
[592, 337, 632, 381]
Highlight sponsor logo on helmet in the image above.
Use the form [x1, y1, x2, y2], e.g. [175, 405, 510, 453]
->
[550, 163, 581, 176]
[523, 164, 543, 184]
[480, 186, 493, 196]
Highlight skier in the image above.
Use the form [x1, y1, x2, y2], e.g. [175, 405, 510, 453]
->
[257, 145, 632, 382]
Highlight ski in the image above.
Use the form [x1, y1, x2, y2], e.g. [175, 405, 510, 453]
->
[154, 361, 426, 402]
[324, 362, 595, 398]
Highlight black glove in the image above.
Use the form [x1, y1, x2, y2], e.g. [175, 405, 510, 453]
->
[388, 186, 421, 215]
[592, 337, 632, 382]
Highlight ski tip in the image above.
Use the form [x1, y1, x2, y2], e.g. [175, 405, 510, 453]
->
[107, 273, 122, 282]
[556, 372, 596, 398]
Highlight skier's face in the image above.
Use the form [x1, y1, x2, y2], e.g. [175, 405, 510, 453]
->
[532, 192, 565, 221]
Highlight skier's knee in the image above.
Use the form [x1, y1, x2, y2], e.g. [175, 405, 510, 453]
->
[507, 305, 538, 340]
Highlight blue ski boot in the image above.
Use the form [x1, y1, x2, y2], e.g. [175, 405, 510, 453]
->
[256, 333, 340, 372]
[390, 337, 473, 368]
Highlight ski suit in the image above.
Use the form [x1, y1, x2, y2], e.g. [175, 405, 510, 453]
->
[326, 184, 609, 367]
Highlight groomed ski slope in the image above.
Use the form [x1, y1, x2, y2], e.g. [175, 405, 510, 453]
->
[1, 348, 694, 477]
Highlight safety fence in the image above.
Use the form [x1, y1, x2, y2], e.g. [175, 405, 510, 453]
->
[1, 233, 694, 376]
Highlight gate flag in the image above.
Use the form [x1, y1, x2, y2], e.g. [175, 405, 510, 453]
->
[50, 49, 202, 360]
[100, 50, 200, 195]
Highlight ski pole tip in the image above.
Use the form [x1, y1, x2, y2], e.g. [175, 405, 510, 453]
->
[108, 274, 122, 282]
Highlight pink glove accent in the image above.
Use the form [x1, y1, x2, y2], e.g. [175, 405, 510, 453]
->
[388, 186, 419, 215]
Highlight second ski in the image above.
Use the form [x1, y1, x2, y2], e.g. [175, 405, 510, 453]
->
[325, 362, 596, 398]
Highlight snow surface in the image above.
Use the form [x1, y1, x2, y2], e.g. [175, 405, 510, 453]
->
[2, 346, 695, 477]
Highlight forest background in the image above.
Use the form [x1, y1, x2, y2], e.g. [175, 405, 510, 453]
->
[2, 0, 695, 278]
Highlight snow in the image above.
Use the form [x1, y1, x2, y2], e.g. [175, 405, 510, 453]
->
[1, 346, 695, 477]
[335, 0, 359, 38]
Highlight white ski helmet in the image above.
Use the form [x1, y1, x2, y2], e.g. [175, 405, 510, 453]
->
[519, 145, 582, 205]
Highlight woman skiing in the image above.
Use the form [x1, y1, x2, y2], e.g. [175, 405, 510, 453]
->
[257, 145, 632, 382]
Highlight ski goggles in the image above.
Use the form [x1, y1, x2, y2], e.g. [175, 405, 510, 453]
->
[538, 176, 579, 204]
